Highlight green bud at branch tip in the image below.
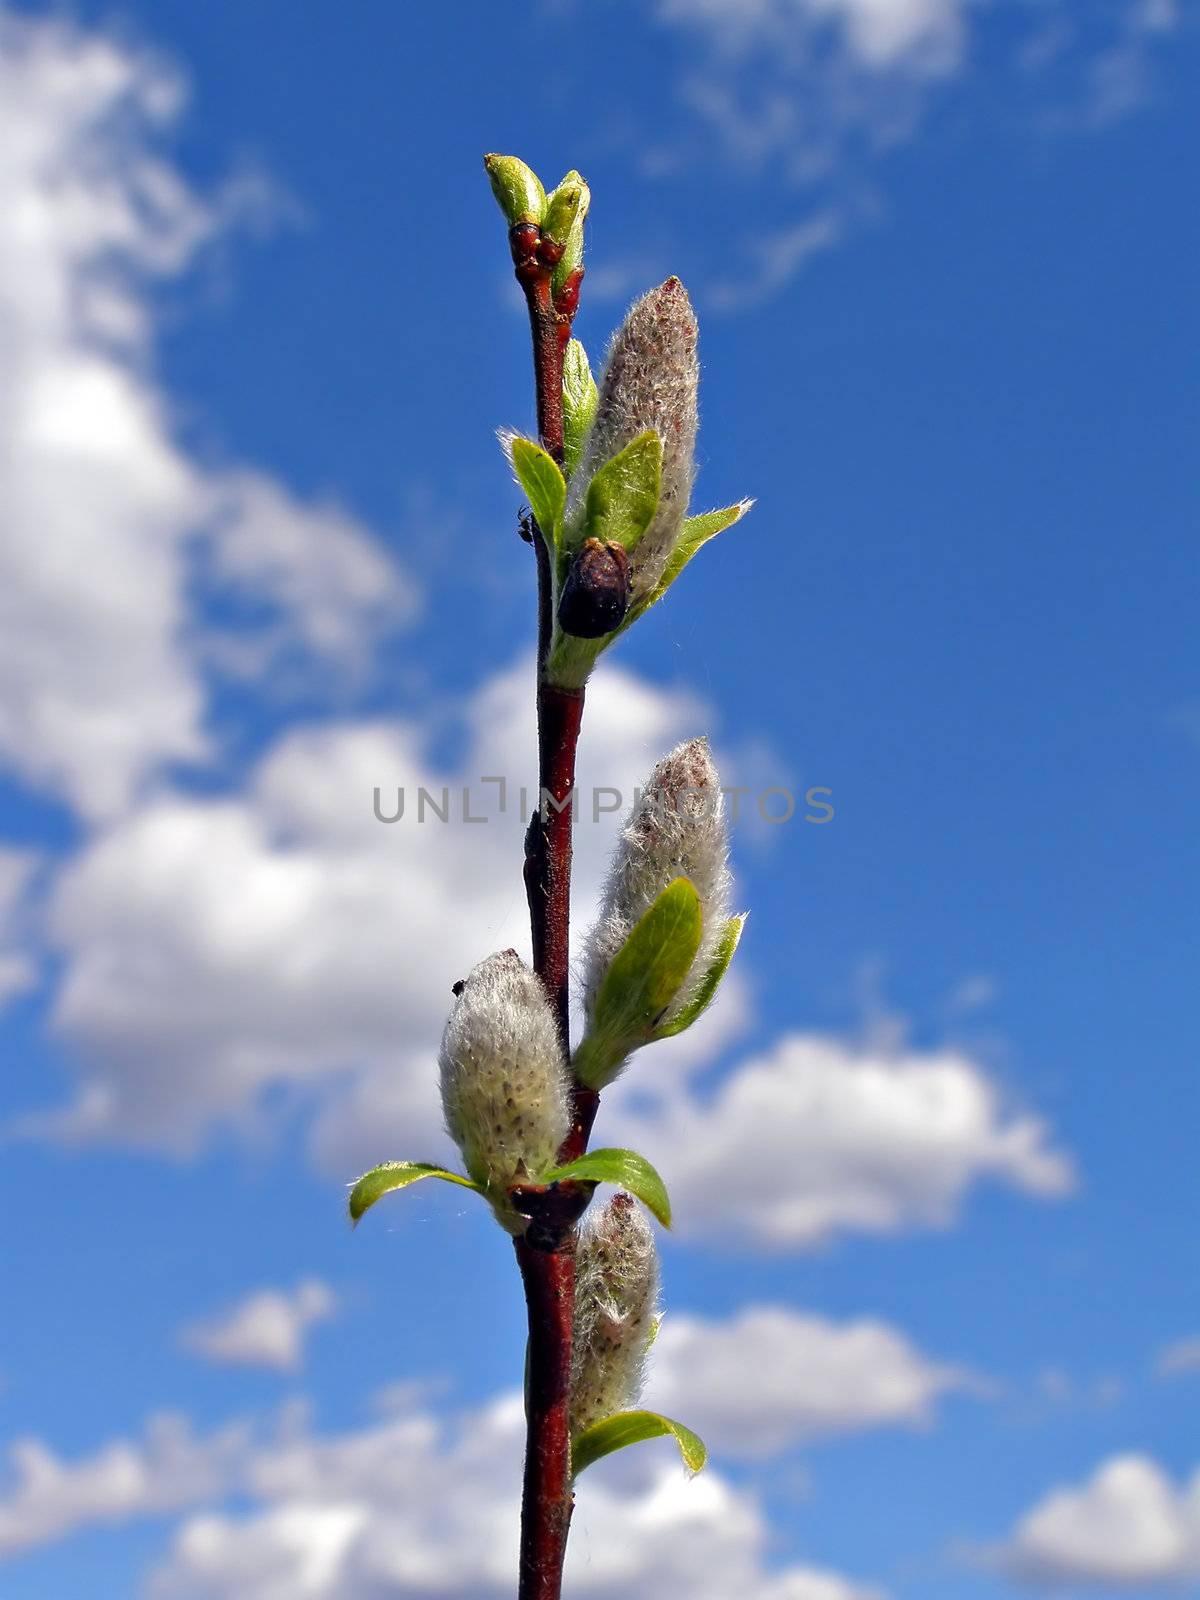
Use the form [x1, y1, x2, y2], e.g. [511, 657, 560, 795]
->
[542, 175, 588, 248]
[483, 153, 546, 228]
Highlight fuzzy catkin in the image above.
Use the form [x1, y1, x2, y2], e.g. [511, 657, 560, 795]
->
[439, 950, 570, 1227]
[566, 278, 699, 605]
[584, 737, 731, 1024]
[570, 1193, 660, 1437]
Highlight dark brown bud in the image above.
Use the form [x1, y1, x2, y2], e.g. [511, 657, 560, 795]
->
[557, 538, 630, 639]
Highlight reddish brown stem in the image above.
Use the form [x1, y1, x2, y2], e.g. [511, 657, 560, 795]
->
[524, 682, 584, 1049]
[512, 221, 589, 1600]
[514, 1236, 575, 1600]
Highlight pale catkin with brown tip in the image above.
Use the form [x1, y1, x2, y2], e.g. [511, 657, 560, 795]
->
[570, 1192, 660, 1437]
[583, 737, 731, 1026]
[439, 950, 571, 1231]
[565, 278, 699, 605]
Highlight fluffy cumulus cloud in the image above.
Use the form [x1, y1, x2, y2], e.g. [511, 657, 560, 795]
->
[28, 646, 1071, 1254]
[606, 1030, 1072, 1249]
[0, 11, 413, 819]
[650, 1306, 974, 1455]
[0, 1389, 884, 1600]
[180, 1281, 337, 1373]
[0, 1412, 251, 1559]
[994, 1453, 1200, 1589]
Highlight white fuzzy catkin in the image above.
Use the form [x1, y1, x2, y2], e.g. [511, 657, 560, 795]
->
[584, 738, 731, 1025]
[439, 951, 570, 1227]
[566, 278, 699, 605]
[570, 1192, 660, 1437]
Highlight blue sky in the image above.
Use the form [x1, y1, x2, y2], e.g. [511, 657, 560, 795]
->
[0, 0, 1196, 1595]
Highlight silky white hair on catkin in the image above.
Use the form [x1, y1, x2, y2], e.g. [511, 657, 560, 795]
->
[570, 1192, 660, 1436]
[439, 950, 570, 1229]
[565, 278, 699, 604]
[584, 737, 730, 1025]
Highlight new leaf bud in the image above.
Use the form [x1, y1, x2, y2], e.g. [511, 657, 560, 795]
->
[543, 171, 589, 249]
[584, 739, 730, 1027]
[570, 1192, 660, 1437]
[483, 153, 546, 229]
[549, 172, 590, 300]
[439, 950, 570, 1231]
[566, 278, 699, 605]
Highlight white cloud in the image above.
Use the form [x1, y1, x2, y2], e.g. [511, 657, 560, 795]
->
[816, 0, 963, 69]
[196, 470, 417, 686]
[1156, 1337, 1200, 1379]
[993, 1454, 1200, 1588]
[0, 11, 414, 818]
[0, 847, 40, 1005]
[150, 1390, 884, 1600]
[0, 1412, 251, 1558]
[606, 1030, 1073, 1249]
[180, 1282, 337, 1373]
[650, 1306, 974, 1455]
[0, 1390, 884, 1600]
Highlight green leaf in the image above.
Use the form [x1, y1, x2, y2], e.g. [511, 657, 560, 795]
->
[508, 436, 567, 552]
[582, 431, 662, 554]
[544, 1146, 672, 1229]
[348, 1161, 481, 1224]
[654, 913, 747, 1039]
[572, 1410, 707, 1479]
[574, 877, 702, 1088]
[562, 340, 598, 479]
[627, 498, 754, 626]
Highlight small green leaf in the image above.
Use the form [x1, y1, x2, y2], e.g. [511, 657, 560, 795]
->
[627, 498, 754, 626]
[572, 1410, 707, 1479]
[508, 436, 567, 551]
[562, 340, 598, 479]
[654, 913, 747, 1039]
[574, 877, 702, 1088]
[348, 1161, 481, 1224]
[582, 431, 662, 554]
[545, 1146, 672, 1228]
